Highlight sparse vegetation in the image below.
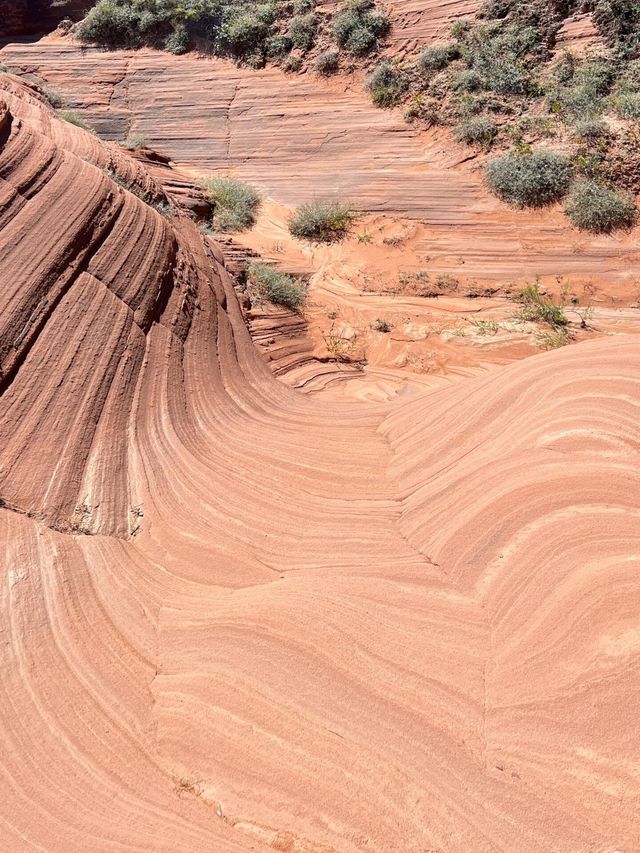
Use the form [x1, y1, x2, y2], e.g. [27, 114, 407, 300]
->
[564, 179, 638, 233]
[418, 43, 459, 74]
[246, 262, 307, 309]
[515, 281, 568, 327]
[470, 318, 499, 335]
[121, 133, 145, 150]
[332, 0, 389, 55]
[314, 50, 340, 76]
[372, 317, 392, 332]
[43, 88, 62, 108]
[77, 0, 387, 65]
[366, 62, 409, 108]
[202, 176, 261, 232]
[455, 116, 497, 148]
[58, 110, 94, 131]
[289, 200, 354, 242]
[485, 149, 573, 207]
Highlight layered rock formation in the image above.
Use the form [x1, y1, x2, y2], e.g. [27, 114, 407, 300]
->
[1, 72, 639, 853]
[3, 40, 639, 289]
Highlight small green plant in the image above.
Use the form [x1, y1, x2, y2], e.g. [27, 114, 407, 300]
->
[289, 200, 354, 242]
[43, 88, 62, 108]
[372, 317, 392, 332]
[324, 324, 355, 359]
[611, 90, 640, 119]
[515, 281, 568, 327]
[470, 318, 499, 335]
[58, 110, 93, 131]
[202, 176, 261, 232]
[332, 0, 389, 55]
[288, 13, 317, 51]
[314, 50, 340, 75]
[418, 43, 459, 73]
[537, 327, 571, 349]
[485, 149, 573, 208]
[246, 262, 307, 309]
[366, 62, 409, 108]
[357, 231, 372, 243]
[455, 116, 497, 148]
[564, 179, 638, 233]
[121, 133, 145, 150]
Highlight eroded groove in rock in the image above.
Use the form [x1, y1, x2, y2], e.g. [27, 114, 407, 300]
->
[0, 68, 639, 853]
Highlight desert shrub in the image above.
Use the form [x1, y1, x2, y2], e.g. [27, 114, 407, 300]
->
[165, 25, 189, 54]
[372, 317, 392, 332]
[418, 43, 459, 73]
[288, 13, 317, 51]
[202, 176, 261, 231]
[455, 115, 498, 146]
[486, 60, 529, 94]
[293, 0, 314, 12]
[247, 262, 307, 309]
[58, 110, 93, 130]
[282, 53, 303, 72]
[592, 0, 640, 58]
[546, 57, 616, 118]
[572, 118, 610, 142]
[485, 148, 573, 207]
[332, 0, 389, 55]
[265, 34, 293, 58]
[121, 133, 145, 150]
[612, 90, 640, 118]
[314, 50, 340, 75]
[515, 281, 568, 326]
[222, 6, 274, 57]
[289, 200, 354, 241]
[0, 64, 8, 73]
[366, 62, 409, 107]
[43, 88, 62, 108]
[564, 179, 638, 232]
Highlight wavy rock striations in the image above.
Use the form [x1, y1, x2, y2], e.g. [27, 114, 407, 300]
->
[0, 75, 639, 852]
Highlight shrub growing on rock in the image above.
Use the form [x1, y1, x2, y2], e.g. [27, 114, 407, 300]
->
[455, 116, 497, 147]
[485, 148, 573, 207]
[288, 13, 317, 51]
[289, 200, 354, 242]
[366, 62, 409, 107]
[564, 179, 638, 233]
[202, 177, 261, 231]
[332, 0, 389, 55]
[247, 262, 307, 309]
[417, 43, 459, 73]
[314, 50, 340, 75]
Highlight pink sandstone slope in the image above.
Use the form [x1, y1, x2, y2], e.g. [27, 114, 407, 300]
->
[1, 75, 640, 853]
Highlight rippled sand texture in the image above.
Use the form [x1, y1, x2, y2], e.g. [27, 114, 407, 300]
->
[1, 76, 639, 853]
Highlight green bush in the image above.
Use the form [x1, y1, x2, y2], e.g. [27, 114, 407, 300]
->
[485, 148, 573, 207]
[612, 90, 640, 118]
[314, 50, 340, 75]
[572, 118, 610, 142]
[58, 110, 93, 130]
[455, 116, 497, 147]
[288, 13, 317, 51]
[332, 0, 389, 55]
[289, 200, 354, 242]
[247, 262, 307, 309]
[515, 281, 568, 326]
[366, 62, 409, 107]
[43, 88, 62, 108]
[202, 176, 261, 231]
[121, 133, 145, 150]
[564, 179, 638, 233]
[418, 43, 459, 73]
